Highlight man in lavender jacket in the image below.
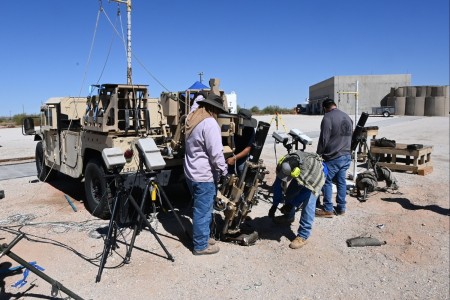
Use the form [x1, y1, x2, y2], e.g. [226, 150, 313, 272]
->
[184, 94, 228, 255]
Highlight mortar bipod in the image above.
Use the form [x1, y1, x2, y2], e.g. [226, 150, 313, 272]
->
[0, 234, 84, 299]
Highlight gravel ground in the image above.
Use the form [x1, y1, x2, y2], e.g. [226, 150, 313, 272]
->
[0, 115, 448, 300]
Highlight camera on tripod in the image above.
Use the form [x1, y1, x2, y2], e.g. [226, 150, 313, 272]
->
[102, 147, 127, 173]
[272, 128, 312, 152]
[135, 138, 167, 171]
[97, 138, 188, 282]
[101, 138, 166, 175]
[101, 139, 167, 227]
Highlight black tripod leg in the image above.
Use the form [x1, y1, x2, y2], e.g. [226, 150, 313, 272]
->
[158, 183, 192, 241]
[96, 192, 121, 283]
[125, 191, 148, 263]
[127, 196, 175, 262]
[124, 178, 150, 264]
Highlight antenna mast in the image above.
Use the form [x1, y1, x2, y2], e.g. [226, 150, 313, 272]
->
[112, 0, 132, 84]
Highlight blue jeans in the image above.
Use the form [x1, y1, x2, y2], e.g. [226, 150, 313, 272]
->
[271, 177, 317, 240]
[186, 179, 216, 252]
[322, 154, 351, 212]
[228, 161, 245, 176]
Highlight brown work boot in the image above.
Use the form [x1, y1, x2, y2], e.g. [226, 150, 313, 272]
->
[208, 238, 216, 245]
[289, 236, 308, 249]
[193, 244, 220, 256]
[315, 209, 334, 218]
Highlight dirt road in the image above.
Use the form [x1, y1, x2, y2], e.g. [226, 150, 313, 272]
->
[0, 115, 448, 300]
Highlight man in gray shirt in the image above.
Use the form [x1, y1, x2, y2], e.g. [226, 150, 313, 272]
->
[316, 98, 353, 217]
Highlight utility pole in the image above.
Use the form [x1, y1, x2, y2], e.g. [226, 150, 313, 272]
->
[112, 0, 132, 85]
[198, 72, 204, 83]
[337, 80, 359, 182]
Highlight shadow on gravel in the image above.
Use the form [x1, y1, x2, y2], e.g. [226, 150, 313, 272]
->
[47, 173, 85, 203]
[381, 197, 450, 216]
[156, 209, 193, 251]
[246, 215, 297, 242]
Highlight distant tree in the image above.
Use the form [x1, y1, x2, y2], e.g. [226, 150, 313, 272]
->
[250, 106, 260, 114]
[0, 113, 39, 126]
[229, 103, 294, 115]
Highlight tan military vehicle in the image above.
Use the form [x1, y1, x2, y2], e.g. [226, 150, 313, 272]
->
[22, 80, 232, 219]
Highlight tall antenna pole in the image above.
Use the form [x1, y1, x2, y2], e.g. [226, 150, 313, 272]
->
[337, 81, 359, 182]
[112, 0, 132, 84]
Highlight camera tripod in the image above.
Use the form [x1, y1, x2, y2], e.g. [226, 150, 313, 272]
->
[269, 112, 288, 132]
[96, 169, 191, 283]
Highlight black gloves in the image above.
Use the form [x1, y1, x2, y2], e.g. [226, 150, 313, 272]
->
[280, 203, 293, 215]
[218, 175, 228, 185]
[268, 206, 277, 218]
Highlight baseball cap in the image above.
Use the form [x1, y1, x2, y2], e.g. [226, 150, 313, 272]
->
[322, 98, 336, 108]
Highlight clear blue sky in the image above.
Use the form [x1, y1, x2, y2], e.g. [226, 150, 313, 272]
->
[1, 0, 448, 117]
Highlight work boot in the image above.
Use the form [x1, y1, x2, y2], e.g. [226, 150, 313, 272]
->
[208, 238, 216, 245]
[315, 209, 334, 218]
[289, 236, 308, 249]
[193, 244, 220, 256]
[268, 205, 277, 218]
[273, 215, 294, 225]
[335, 209, 346, 216]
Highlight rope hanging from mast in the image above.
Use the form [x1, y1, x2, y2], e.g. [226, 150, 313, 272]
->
[95, 4, 123, 85]
[77, 1, 103, 99]
[81, 0, 171, 93]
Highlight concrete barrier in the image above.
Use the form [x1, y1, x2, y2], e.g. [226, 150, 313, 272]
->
[395, 96, 406, 115]
[395, 87, 405, 97]
[431, 86, 445, 97]
[416, 86, 427, 97]
[425, 96, 447, 116]
[406, 97, 425, 116]
[406, 86, 417, 97]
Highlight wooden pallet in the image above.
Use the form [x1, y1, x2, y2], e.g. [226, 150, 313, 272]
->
[369, 142, 433, 175]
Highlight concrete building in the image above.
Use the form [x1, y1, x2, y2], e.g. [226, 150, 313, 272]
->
[308, 74, 411, 115]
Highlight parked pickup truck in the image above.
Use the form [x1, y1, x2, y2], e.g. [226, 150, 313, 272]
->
[371, 106, 395, 117]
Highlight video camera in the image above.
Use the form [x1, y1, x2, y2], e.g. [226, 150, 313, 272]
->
[272, 128, 312, 152]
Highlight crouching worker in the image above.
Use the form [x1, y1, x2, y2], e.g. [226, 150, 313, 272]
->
[268, 150, 326, 249]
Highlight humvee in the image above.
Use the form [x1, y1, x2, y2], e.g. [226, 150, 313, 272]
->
[23, 79, 235, 219]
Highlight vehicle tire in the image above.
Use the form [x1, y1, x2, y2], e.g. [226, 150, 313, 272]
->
[382, 111, 390, 117]
[84, 158, 112, 219]
[35, 141, 57, 182]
